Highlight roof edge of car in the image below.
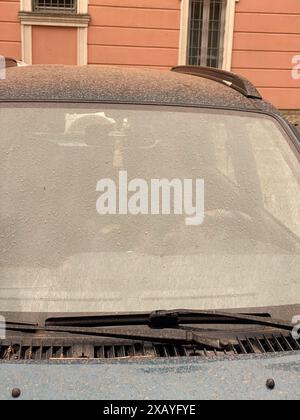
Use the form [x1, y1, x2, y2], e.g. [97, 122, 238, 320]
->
[2, 59, 263, 101]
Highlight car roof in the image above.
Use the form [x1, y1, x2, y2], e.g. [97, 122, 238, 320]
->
[0, 65, 278, 114]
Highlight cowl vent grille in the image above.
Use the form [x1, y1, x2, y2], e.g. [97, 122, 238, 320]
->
[1, 334, 300, 361]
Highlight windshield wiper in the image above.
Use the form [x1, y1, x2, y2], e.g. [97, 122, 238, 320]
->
[4, 323, 228, 350]
[45, 309, 294, 332]
[4, 310, 294, 350]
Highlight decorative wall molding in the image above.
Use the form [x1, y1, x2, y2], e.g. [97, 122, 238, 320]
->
[77, 26, 88, 66]
[19, 1, 90, 65]
[178, 0, 190, 66]
[20, 0, 31, 12]
[21, 23, 32, 65]
[223, 0, 239, 71]
[19, 12, 90, 27]
[77, 0, 89, 14]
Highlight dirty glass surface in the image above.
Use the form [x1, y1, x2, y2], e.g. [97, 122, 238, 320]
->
[0, 105, 299, 313]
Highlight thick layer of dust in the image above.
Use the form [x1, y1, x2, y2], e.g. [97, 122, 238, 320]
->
[0, 65, 277, 114]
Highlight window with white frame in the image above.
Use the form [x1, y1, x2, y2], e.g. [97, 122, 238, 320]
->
[32, 0, 77, 13]
[187, 0, 226, 68]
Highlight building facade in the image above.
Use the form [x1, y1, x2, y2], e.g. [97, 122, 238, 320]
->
[0, 0, 300, 117]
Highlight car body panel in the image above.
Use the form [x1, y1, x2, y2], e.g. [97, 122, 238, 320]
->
[0, 65, 277, 114]
[1, 353, 300, 400]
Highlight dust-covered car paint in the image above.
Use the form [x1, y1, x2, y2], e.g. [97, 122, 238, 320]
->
[1, 353, 300, 400]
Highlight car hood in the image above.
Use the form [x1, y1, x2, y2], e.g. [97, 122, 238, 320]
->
[1, 352, 300, 400]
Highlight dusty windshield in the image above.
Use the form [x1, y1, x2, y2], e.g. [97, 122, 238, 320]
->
[0, 104, 299, 313]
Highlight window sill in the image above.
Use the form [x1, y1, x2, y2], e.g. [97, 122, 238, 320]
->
[19, 11, 90, 27]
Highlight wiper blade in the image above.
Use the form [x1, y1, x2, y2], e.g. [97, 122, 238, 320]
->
[4, 323, 226, 350]
[45, 309, 294, 332]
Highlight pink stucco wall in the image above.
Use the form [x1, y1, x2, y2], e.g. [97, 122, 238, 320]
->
[0, 0, 21, 59]
[87, 0, 181, 69]
[32, 26, 77, 65]
[232, 0, 300, 109]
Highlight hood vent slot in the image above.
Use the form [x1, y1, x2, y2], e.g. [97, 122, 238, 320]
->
[1, 334, 300, 361]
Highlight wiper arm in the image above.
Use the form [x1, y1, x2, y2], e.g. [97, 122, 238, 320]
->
[45, 309, 294, 332]
[4, 323, 226, 350]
